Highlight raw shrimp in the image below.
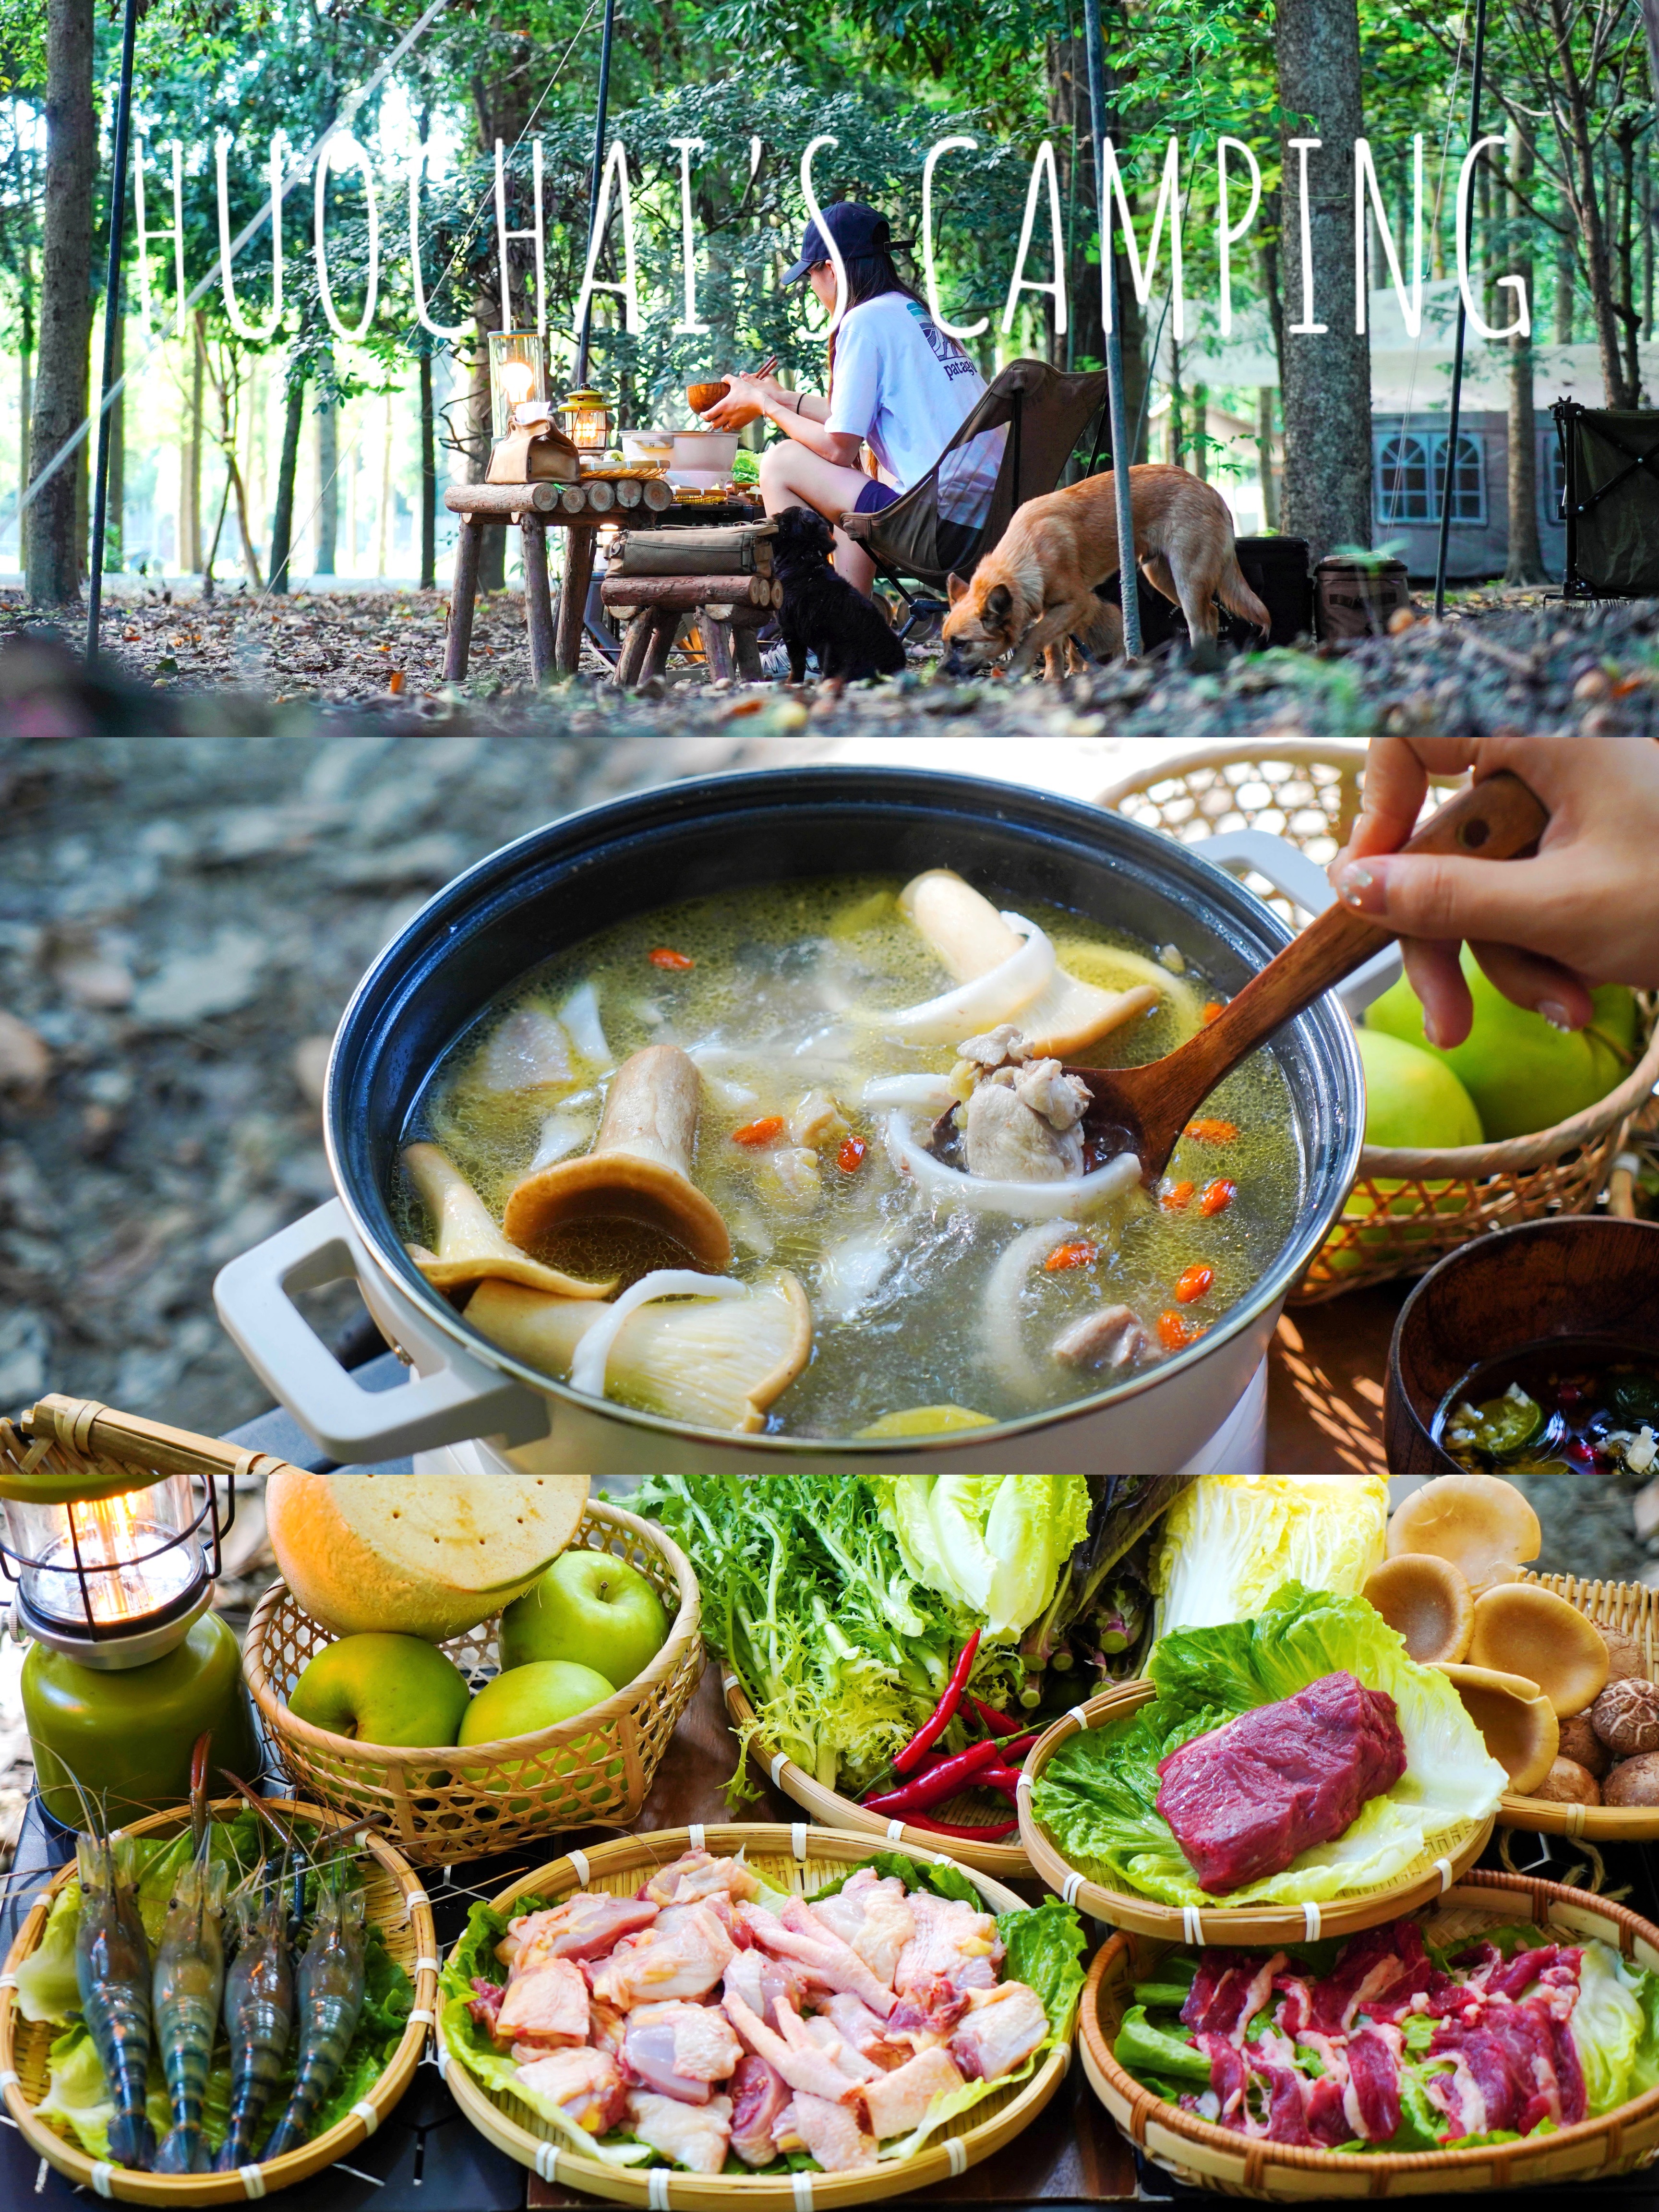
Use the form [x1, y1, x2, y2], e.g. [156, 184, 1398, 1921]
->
[260, 1861, 366, 2159]
[75, 1831, 156, 2170]
[215, 1870, 295, 2172]
[152, 1855, 229, 2172]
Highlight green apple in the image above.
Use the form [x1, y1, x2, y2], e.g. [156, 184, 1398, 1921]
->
[457, 1659, 616, 1745]
[289, 1633, 471, 1748]
[1355, 1027, 1483, 1149]
[1367, 951, 1638, 1141]
[500, 1550, 669, 1689]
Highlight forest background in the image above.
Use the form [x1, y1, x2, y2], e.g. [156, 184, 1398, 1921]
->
[0, 0, 1654, 610]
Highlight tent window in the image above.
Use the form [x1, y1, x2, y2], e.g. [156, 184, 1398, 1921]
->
[1375, 431, 1485, 524]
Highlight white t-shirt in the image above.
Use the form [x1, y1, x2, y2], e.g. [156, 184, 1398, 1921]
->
[824, 293, 1005, 526]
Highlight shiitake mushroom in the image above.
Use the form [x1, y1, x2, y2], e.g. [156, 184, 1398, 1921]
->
[1592, 1677, 1659, 1757]
[1605, 1752, 1659, 1807]
[1532, 1757, 1602, 1806]
[1559, 1713, 1611, 1780]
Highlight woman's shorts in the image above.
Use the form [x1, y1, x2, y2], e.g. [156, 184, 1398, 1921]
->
[853, 481, 900, 514]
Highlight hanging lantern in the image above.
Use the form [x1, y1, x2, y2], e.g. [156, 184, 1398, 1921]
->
[488, 330, 548, 443]
[555, 386, 615, 458]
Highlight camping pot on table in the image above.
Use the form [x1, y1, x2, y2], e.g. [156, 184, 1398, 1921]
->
[213, 768, 1363, 1473]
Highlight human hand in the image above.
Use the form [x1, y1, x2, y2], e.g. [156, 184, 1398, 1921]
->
[700, 376, 769, 430]
[1329, 737, 1659, 1047]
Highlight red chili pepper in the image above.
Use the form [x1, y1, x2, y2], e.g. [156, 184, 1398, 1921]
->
[1044, 1240, 1098, 1272]
[836, 1134, 867, 1173]
[967, 1692, 1022, 1737]
[1175, 1264, 1214, 1305]
[861, 1738, 1005, 1816]
[1200, 1178, 1237, 1217]
[892, 1629, 982, 1774]
[977, 1766, 1025, 1800]
[1158, 1310, 1195, 1351]
[1185, 1118, 1238, 1143]
[1201, 1001, 1224, 1024]
[648, 947, 695, 971]
[1159, 1180, 1195, 1213]
[897, 1813, 1019, 1841]
[732, 1116, 785, 1147]
[999, 1733, 1038, 1765]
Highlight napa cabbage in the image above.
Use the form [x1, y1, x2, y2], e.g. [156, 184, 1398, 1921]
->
[1573, 1938, 1659, 2114]
[1151, 1477, 1389, 1638]
[872, 1475, 1093, 1639]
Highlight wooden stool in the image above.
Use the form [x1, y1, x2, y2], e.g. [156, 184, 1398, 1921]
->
[601, 571, 782, 690]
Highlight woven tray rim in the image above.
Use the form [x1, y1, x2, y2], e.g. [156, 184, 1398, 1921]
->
[1498, 1573, 1659, 1838]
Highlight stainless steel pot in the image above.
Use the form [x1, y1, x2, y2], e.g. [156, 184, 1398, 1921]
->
[214, 766, 1363, 1472]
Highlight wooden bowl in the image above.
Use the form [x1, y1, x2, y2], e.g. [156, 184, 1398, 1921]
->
[1079, 1869, 1659, 2197]
[0, 1797, 435, 2204]
[1384, 1216, 1659, 1470]
[440, 1824, 1071, 2205]
[686, 380, 730, 415]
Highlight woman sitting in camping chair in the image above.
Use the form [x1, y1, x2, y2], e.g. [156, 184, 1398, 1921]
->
[701, 202, 999, 596]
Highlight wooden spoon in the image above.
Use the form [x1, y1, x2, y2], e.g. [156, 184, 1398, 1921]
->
[1065, 770, 1550, 1182]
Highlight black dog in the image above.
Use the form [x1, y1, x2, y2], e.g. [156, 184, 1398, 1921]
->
[770, 504, 907, 685]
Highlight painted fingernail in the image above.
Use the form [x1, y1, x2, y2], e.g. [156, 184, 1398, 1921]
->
[1334, 861, 1382, 913]
[1538, 1000, 1576, 1033]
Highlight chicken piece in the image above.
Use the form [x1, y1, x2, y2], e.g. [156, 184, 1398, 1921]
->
[500, 1894, 658, 1973]
[763, 1145, 822, 1212]
[729, 2053, 792, 2168]
[1011, 1058, 1090, 1130]
[723, 1947, 807, 2032]
[894, 1892, 1004, 1999]
[721, 1986, 860, 2104]
[793, 2091, 879, 2172]
[956, 1025, 1030, 1071]
[804, 2015, 881, 2081]
[770, 2099, 805, 2155]
[861, 2044, 967, 2140]
[789, 1089, 849, 1149]
[590, 1906, 734, 2008]
[948, 1980, 1048, 2081]
[641, 1848, 763, 1909]
[496, 1956, 589, 2050]
[656, 1893, 735, 1941]
[822, 1991, 905, 2066]
[514, 2046, 627, 2134]
[1050, 1305, 1152, 1372]
[623, 2000, 743, 2104]
[812, 1870, 916, 1989]
[888, 1973, 971, 2044]
[963, 1075, 1084, 1182]
[589, 1999, 628, 2058]
[739, 1900, 897, 2016]
[626, 2090, 733, 2175]
[468, 1980, 505, 2040]
[480, 1005, 571, 1092]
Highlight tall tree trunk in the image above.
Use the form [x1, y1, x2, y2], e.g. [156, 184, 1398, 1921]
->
[315, 400, 337, 574]
[466, 330, 505, 591]
[1504, 131, 1546, 586]
[183, 320, 204, 572]
[376, 394, 392, 577]
[1192, 382, 1209, 478]
[268, 359, 306, 594]
[25, 0, 95, 602]
[106, 304, 123, 572]
[1555, 232, 1575, 343]
[1550, 0, 1636, 406]
[1257, 387, 1280, 527]
[17, 274, 32, 572]
[1165, 337, 1184, 464]
[1274, 0, 1373, 560]
[419, 349, 436, 589]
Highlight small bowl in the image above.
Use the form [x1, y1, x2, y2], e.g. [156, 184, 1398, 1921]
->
[1384, 1216, 1659, 1471]
[687, 379, 730, 414]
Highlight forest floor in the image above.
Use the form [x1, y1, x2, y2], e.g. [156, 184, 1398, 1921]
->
[8, 579, 1659, 737]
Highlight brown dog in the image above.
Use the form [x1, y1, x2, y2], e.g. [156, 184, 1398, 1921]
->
[940, 463, 1270, 679]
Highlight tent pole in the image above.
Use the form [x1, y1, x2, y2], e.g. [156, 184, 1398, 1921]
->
[1433, 0, 1487, 618]
[574, 0, 617, 390]
[1083, 0, 1142, 658]
[86, 0, 142, 661]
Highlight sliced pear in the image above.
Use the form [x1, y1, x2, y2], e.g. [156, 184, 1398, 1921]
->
[898, 870, 1159, 1058]
[402, 1142, 615, 1298]
[467, 1271, 812, 1434]
[1436, 1660, 1561, 1796]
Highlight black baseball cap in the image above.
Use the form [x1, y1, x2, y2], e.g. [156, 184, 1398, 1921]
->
[782, 201, 903, 283]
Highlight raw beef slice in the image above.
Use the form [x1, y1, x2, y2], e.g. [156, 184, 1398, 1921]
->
[1155, 1671, 1407, 1893]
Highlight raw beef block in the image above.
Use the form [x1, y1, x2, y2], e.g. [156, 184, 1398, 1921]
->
[1155, 1671, 1407, 1893]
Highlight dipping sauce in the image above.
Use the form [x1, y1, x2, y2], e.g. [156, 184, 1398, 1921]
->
[1436, 1338, 1659, 1477]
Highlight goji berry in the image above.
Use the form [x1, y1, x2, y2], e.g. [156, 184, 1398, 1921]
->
[1200, 1178, 1237, 1216]
[1201, 1001, 1223, 1024]
[1160, 1179, 1195, 1212]
[836, 1134, 867, 1173]
[1175, 1263, 1214, 1304]
[1184, 1118, 1238, 1143]
[649, 947, 695, 971]
[1044, 1240, 1098, 1272]
[1158, 1311, 1195, 1351]
[732, 1116, 785, 1146]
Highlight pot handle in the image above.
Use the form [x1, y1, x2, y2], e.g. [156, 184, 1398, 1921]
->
[1197, 828, 1404, 1017]
[213, 1200, 550, 1463]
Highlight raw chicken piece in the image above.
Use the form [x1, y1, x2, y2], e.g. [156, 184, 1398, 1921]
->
[513, 2046, 627, 2134]
[793, 2091, 878, 2172]
[789, 1090, 848, 1148]
[1050, 1306, 1152, 1371]
[623, 2000, 743, 2104]
[738, 1900, 896, 2015]
[949, 1981, 1048, 2081]
[770, 2099, 805, 2155]
[812, 1870, 916, 1988]
[657, 1894, 736, 1941]
[590, 1906, 734, 2008]
[804, 2015, 882, 2081]
[589, 1999, 628, 2058]
[888, 1974, 971, 2043]
[963, 1075, 1084, 1182]
[626, 2090, 733, 2175]
[641, 1847, 764, 1908]
[496, 1956, 589, 2050]
[730, 2053, 792, 2167]
[721, 1987, 861, 2103]
[823, 1992, 905, 2066]
[724, 1948, 808, 2033]
[861, 2045, 967, 2140]
[894, 1891, 1004, 1998]
[468, 1980, 505, 2039]
[499, 1894, 657, 1972]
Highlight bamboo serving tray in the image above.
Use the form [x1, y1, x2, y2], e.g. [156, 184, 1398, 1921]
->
[1017, 1679, 1494, 1945]
[1079, 1867, 1659, 2198]
[721, 1674, 1032, 1878]
[0, 1797, 437, 2205]
[1499, 1574, 1659, 1839]
[440, 1823, 1072, 2206]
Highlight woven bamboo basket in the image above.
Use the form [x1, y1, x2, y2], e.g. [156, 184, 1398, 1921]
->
[1017, 1679, 1494, 1944]
[721, 1673, 1031, 1878]
[1095, 741, 1659, 1302]
[1079, 1867, 1659, 2197]
[439, 1823, 1072, 2206]
[244, 1501, 702, 1869]
[0, 1796, 435, 2205]
[1495, 1574, 1659, 1839]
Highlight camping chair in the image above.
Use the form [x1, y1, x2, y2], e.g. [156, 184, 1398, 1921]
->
[837, 359, 1109, 637]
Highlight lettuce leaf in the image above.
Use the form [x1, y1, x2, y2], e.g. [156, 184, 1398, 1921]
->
[36, 2026, 118, 2157]
[807, 1851, 981, 1908]
[999, 1899, 1086, 2043]
[14, 1881, 82, 2025]
[871, 1476, 1093, 1639]
[1573, 1938, 1659, 2114]
[1031, 1581, 1507, 1909]
[1151, 1477, 1389, 1638]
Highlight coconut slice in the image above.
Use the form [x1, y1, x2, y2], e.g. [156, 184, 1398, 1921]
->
[1363, 1553, 1475, 1664]
[1468, 1582, 1611, 1716]
[1436, 1661, 1561, 1796]
[1386, 1474, 1542, 1594]
[403, 1142, 615, 1298]
[467, 1270, 812, 1434]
